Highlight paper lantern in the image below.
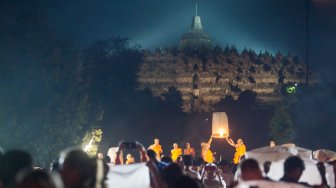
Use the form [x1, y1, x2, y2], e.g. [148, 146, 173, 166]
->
[212, 112, 229, 138]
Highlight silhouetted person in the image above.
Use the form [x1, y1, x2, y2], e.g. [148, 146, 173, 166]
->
[201, 163, 225, 188]
[218, 160, 234, 187]
[182, 155, 200, 180]
[162, 163, 184, 188]
[240, 158, 263, 181]
[280, 156, 309, 186]
[147, 149, 168, 174]
[58, 148, 95, 188]
[14, 169, 56, 188]
[0, 150, 33, 187]
[161, 156, 173, 164]
[173, 175, 201, 188]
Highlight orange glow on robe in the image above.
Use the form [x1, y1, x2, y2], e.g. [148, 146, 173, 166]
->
[171, 148, 182, 162]
[233, 144, 246, 164]
[202, 149, 214, 163]
[149, 144, 163, 160]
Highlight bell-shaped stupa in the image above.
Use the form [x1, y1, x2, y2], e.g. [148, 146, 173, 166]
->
[180, 4, 212, 50]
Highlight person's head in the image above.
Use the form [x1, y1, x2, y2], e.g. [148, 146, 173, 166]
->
[154, 138, 160, 145]
[97, 153, 104, 159]
[162, 163, 183, 188]
[270, 141, 276, 147]
[263, 161, 272, 175]
[0, 150, 33, 187]
[185, 143, 190, 149]
[204, 163, 218, 179]
[240, 158, 263, 181]
[283, 156, 305, 182]
[237, 138, 243, 145]
[173, 143, 178, 149]
[58, 148, 95, 188]
[14, 169, 56, 188]
[147, 149, 157, 161]
[126, 154, 131, 159]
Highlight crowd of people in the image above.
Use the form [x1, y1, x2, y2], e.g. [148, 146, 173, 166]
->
[0, 137, 335, 188]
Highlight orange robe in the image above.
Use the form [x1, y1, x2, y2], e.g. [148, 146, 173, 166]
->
[202, 149, 214, 163]
[233, 144, 246, 164]
[171, 148, 182, 162]
[149, 144, 163, 160]
[183, 148, 195, 157]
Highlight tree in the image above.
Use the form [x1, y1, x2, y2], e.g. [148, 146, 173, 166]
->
[269, 98, 295, 144]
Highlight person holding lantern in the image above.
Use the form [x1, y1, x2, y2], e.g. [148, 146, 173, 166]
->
[226, 137, 246, 164]
[201, 135, 215, 163]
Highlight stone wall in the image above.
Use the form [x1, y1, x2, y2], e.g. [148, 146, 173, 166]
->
[137, 50, 313, 112]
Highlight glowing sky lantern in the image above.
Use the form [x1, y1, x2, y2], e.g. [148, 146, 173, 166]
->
[212, 112, 229, 138]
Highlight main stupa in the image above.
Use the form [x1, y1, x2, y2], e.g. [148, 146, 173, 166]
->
[180, 4, 212, 50]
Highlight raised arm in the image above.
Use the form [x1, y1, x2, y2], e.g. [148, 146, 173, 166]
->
[207, 135, 213, 146]
[226, 137, 235, 147]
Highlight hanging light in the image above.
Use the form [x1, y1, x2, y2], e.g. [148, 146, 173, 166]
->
[212, 112, 229, 138]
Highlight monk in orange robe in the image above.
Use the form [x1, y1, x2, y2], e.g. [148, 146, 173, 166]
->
[201, 136, 214, 163]
[171, 143, 182, 162]
[183, 142, 195, 157]
[226, 138, 246, 164]
[148, 138, 163, 160]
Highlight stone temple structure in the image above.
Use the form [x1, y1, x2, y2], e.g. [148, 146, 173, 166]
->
[137, 5, 314, 112]
[180, 4, 211, 50]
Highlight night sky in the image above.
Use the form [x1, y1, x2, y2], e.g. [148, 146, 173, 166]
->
[32, 0, 335, 71]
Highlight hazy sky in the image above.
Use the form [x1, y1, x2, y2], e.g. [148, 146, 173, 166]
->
[8, 0, 333, 73]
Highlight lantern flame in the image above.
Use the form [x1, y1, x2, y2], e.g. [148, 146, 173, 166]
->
[219, 129, 224, 137]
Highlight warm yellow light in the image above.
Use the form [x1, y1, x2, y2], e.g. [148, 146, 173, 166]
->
[212, 112, 230, 138]
[219, 129, 224, 137]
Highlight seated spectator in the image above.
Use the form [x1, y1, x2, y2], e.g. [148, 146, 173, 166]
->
[182, 155, 200, 180]
[240, 158, 263, 181]
[0, 150, 33, 187]
[14, 169, 57, 188]
[201, 163, 225, 188]
[218, 160, 234, 187]
[280, 156, 310, 186]
[58, 148, 95, 188]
